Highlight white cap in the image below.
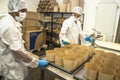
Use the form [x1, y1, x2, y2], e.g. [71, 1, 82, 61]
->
[8, 0, 27, 12]
[72, 6, 83, 15]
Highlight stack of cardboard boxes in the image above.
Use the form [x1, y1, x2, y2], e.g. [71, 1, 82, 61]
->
[22, 11, 46, 51]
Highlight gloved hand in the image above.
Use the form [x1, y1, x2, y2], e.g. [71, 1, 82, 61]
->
[85, 36, 92, 42]
[62, 38, 70, 45]
[38, 60, 49, 67]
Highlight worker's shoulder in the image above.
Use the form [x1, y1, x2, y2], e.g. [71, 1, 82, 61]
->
[63, 17, 72, 23]
[0, 14, 15, 29]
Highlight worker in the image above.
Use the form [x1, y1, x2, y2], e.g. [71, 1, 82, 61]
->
[59, 6, 92, 46]
[0, 0, 48, 80]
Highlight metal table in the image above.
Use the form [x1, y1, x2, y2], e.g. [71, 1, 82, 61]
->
[40, 41, 120, 80]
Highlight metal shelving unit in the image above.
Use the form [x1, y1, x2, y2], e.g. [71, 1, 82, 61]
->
[39, 12, 72, 47]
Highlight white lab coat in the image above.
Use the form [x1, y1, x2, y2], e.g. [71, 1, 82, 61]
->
[59, 16, 86, 46]
[0, 14, 38, 80]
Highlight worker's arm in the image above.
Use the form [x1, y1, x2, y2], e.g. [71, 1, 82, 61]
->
[59, 20, 69, 37]
[78, 22, 92, 42]
[78, 22, 86, 39]
[1, 26, 48, 68]
[59, 20, 70, 45]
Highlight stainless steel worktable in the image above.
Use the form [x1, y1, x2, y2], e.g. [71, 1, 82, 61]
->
[40, 41, 120, 80]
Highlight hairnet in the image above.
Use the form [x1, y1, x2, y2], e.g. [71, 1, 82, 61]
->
[72, 6, 83, 15]
[8, 0, 27, 12]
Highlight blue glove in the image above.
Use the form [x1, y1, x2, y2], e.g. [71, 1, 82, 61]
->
[62, 38, 70, 45]
[85, 36, 92, 42]
[38, 60, 49, 67]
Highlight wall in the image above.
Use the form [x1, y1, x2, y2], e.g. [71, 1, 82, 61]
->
[0, 0, 8, 12]
[83, 0, 120, 42]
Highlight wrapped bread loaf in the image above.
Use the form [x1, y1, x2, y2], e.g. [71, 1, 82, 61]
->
[61, 44, 72, 49]
[93, 54, 105, 62]
[95, 50, 107, 57]
[55, 52, 65, 67]
[115, 72, 120, 80]
[103, 59, 118, 67]
[98, 67, 115, 80]
[63, 56, 76, 71]
[75, 54, 84, 66]
[90, 57, 103, 69]
[80, 51, 89, 61]
[84, 62, 98, 80]
[103, 61, 117, 74]
[106, 52, 119, 64]
[46, 50, 55, 62]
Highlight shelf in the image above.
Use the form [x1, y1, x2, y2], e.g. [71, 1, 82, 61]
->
[39, 11, 71, 48]
[39, 12, 72, 14]
[39, 20, 62, 24]
[46, 31, 59, 35]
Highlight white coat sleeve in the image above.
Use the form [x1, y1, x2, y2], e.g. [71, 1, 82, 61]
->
[1, 27, 38, 68]
[59, 20, 69, 39]
[78, 22, 86, 40]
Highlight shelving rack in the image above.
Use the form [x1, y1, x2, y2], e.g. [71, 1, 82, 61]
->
[39, 12, 72, 47]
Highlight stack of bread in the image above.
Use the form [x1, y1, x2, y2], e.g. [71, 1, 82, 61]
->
[46, 44, 95, 71]
[84, 50, 120, 80]
[37, 0, 58, 12]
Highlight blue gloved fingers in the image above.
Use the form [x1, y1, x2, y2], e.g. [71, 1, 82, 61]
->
[85, 37, 92, 42]
[62, 40, 70, 45]
[38, 60, 49, 67]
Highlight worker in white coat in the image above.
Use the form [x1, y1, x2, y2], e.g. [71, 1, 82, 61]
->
[59, 6, 92, 46]
[0, 0, 48, 80]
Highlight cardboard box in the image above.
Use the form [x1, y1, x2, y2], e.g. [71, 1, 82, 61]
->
[23, 19, 38, 27]
[26, 11, 39, 19]
[25, 27, 40, 31]
[24, 30, 46, 50]
[63, 0, 70, 4]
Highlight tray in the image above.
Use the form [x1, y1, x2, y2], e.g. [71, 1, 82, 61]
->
[49, 56, 92, 74]
[73, 67, 86, 80]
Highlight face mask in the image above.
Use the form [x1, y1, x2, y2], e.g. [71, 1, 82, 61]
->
[77, 17, 81, 21]
[72, 16, 77, 21]
[15, 12, 26, 22]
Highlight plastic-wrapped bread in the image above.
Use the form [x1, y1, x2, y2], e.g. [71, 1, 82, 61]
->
[54, 48, 61, 51]
[46, 50, 55, 62]
[98, 67, 115, 80]
[116, 65, 120, 73]
[90, 57, 103, 69]
[81, 46, 94, 57]
[103, 62, 117, 74]
[104, 52, 118, 61]
[74, 54, 84, 67]
[64, 49, 75, 56]
[103, 59, 118, 67]
[93, 54, 105, 62]
[55, 52, 65, 67]
[115, 72, 120, 80]
[106, 52, 119, 63]
[63, 56, 76, 71]
[54, 48, 65, 53]
[67, 2, 71, 12]
[95, 50, 107, 57]
[83, 62, 98, 80]
[80, 51, 89, 61]
[61, 45, 72, 49]
[59, 4, 67, 12]
[88, 47, 95, 56]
